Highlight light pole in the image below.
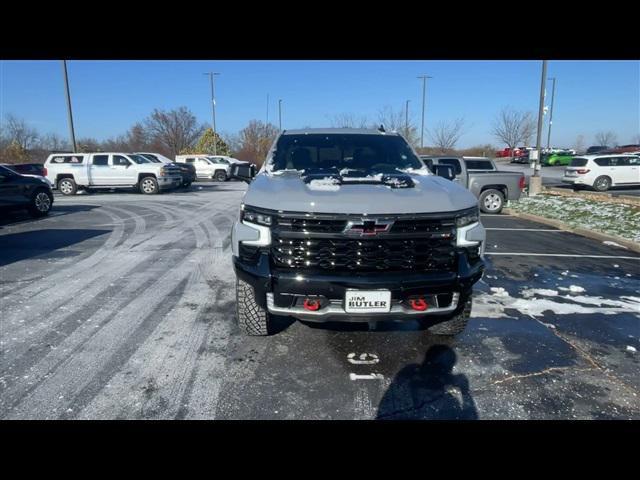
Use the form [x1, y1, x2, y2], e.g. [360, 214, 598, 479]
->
[278, 99, 282, 131]
[531, 60, 548, 195]
[417, 75, 432, 149]
[204, 72, 220, 155]
[61, 60, 77, 152]
[546, 77, 556, 150]
[405, 99, 410, 138]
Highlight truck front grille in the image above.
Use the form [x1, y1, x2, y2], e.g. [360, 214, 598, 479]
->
[271, 212, 457, 273]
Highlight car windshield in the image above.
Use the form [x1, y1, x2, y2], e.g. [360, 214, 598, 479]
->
[570, 158, 588, 167]
[270, 134, 424, 174]
[128, 154, 151, 164]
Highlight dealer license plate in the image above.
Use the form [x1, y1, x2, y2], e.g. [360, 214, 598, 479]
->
[345, 290, 391, 313]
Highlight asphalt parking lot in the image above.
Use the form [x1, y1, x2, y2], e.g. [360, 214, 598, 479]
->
[1, 182, 639, 419]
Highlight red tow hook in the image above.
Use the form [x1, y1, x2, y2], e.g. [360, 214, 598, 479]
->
[303, 298, 321, 311]
[409, 298, 428, 311]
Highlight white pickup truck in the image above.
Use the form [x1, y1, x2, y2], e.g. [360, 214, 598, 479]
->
[44, 152, 183, 195]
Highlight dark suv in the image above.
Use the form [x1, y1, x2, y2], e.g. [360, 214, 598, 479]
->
[0, 164, 54, 217]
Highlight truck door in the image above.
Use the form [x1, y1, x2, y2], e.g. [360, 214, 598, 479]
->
[110, 155, 137, 185]
[89, 154, 111, 185]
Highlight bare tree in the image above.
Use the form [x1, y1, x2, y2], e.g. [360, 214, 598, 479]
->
[4, 114, 39, 150]
[595, 131, 618, 147]
[428, 119, 466, 153]
[329, 113, 370, 129]
[76, 137, 101, 153]
[143, 107, 205, 156]
[491, 108, 536, 157]
[235, 120, 279, 167]
[376, 105, 419, 147]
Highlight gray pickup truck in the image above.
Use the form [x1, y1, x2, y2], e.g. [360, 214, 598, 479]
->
[420, 156, 525, 214]
[229, 128, 486, 337]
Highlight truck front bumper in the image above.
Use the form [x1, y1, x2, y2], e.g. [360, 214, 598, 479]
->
[233, 251, 484, 323]
[158, 175, 182, 190]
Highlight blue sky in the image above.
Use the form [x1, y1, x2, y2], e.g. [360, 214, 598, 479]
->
[1, 60, 638, 148]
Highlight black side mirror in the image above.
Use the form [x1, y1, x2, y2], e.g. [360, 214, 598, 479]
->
[230, 163, 257, 183]
[433, 164, 455, 181]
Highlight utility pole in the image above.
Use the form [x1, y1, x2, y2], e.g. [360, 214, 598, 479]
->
[405, 99, 410, 138]
[417, 75, 432, 149]
[204, 72, 220, 155]
[546, 77, 556, 150]
[278, 99, 282, 131]
[61, 60, 77, 152]
[530, 60, 548, 195]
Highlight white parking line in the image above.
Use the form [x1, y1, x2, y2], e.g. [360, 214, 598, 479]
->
[481, 214, 514, 217]
[485, 228, 561, 232]
[485, 253, 640, 260]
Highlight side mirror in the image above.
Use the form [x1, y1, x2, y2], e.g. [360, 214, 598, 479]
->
[230, 163, 257, 184]
[433, 164, 456, 181]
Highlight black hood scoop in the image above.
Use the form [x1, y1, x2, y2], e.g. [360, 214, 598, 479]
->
[301, 168, 415, 189]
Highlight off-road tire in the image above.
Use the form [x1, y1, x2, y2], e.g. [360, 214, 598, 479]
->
[139, 176, 159, 194]
[215, 171, 227, 182]
[27, 189, 53, 217]
[236, 278, 271, 335]
[428, 296, 472, 337]
[592, 175, 611, 192]
[58, 177, 77, 196]
[479, 188, 505, 214]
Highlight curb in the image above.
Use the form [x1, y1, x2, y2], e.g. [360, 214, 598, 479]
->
[502, 208, 640, 254]
[543, 186, 640, 205]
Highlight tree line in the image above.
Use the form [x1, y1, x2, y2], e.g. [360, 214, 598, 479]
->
[1, 105, 632, 166]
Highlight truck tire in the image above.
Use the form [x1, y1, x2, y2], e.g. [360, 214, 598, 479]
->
[428, 296, 472, 337]
[592, 175, 611, 192]
[479, 189, 504, 214]
[139, 176, 159, 194]
[214, 171, 227, 182]
[58, 177, 77, 196]
[27, 189, 53, 217]
[236, 278, 271, 336]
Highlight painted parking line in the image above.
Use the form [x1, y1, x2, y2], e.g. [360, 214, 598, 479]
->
[485, 228, 561, 232]
[485, 252, 640, 260]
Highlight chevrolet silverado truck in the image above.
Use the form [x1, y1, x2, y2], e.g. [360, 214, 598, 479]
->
[135, 152, 196, 187]
[230, 128, 486, 336]
[44, 152, 182, 195]
[420, 156, 525, 214]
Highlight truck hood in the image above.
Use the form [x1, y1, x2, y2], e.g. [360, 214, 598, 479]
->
[243, 171, 478, 214]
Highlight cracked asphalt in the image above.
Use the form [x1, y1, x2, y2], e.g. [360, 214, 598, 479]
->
[1, 181, 639, 419]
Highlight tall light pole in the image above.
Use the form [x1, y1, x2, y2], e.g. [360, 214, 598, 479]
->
[278, 99, 283, 131]
[546, 77, 556, 150]
[405, 99, 410, 138]
[417, 75, 432, 149]
[61, 60, 77, 152]
[532, 60, 548, 189]
[204, 72, 220, 155]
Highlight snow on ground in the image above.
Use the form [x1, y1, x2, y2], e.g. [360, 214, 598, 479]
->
[558, 285, 586, 293]
[509, 194, 640, 243]
[473, 285, 640, 319]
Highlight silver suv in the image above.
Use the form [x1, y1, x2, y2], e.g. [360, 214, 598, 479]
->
[230, 128, 486, 336]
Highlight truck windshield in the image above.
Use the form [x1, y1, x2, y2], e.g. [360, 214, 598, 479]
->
[270, 134, 424, 174]
[128, 154, 151, 164]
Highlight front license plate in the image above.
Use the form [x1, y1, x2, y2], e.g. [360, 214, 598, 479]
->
[345, 290, 391, 313]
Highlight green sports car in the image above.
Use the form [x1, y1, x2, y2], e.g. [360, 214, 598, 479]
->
[544, 152, 574, 166]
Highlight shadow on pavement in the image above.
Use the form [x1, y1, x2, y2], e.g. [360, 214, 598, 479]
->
[0, 228, 110, 267]
[376, 344, 478, 420]
[0, 204, 100, 228]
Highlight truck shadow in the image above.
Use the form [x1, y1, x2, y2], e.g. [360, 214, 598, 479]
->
[376, 344, 478, 420]
[0, 228, 110, 267]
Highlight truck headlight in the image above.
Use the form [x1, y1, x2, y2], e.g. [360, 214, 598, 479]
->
[241, 205, 273, 226]
[455, 207, 479, 228]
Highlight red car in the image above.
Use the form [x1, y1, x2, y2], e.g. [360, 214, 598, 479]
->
[495, 147, 526, 158]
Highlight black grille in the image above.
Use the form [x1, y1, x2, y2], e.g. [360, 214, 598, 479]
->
[271, 212, 457, 273]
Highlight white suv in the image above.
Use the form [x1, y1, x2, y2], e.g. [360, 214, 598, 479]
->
[562, 154, 640, 191]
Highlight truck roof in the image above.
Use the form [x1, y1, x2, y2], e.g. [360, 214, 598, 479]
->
[281, 128, 399, 136]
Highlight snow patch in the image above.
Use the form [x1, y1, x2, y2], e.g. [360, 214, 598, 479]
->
[626, 345, 637, 353]
[603, 240, 628, 249]
[307, 177, 340, 192]
[521, 288, 559, 298]
[558, 285, 586, 293]
[490, 287, 509, 297]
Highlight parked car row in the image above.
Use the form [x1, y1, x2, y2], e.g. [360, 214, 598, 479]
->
[40, 152, 251, 196]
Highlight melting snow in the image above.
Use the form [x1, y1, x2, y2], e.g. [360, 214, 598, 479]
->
[490, 287, 509, 297]
[627, 346, 637, 353]
[307, 177, 341, 192]
[603, 240, 628, 249]
[558, 285, 586, 293]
